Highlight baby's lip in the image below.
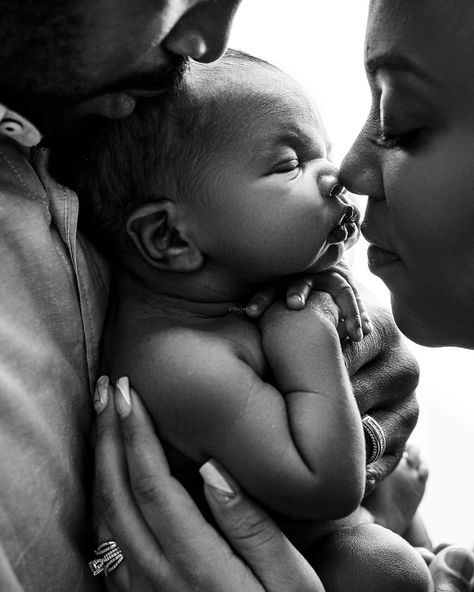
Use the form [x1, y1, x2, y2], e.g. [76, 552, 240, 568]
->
[327, 204, 361, 245]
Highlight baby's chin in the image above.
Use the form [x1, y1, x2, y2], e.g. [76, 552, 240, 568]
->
[309, 243, 346, 273]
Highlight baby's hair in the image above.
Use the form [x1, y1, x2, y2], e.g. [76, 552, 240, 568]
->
[49, 49, 279, 260]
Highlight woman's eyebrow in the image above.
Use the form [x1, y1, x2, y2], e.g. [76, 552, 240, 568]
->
[366, 54, 434, 84]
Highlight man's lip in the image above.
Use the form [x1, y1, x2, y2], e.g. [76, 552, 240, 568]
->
[126, 89, 168, 98]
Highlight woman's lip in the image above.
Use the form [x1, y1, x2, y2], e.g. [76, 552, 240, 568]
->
[367, 244, 401, 269]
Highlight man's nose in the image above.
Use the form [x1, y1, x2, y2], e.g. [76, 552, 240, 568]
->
[164, 0, 242, 63]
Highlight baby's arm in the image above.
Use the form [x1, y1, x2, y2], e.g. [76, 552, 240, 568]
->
[134, 322, 365, 521]
[259, 290, 366, 506]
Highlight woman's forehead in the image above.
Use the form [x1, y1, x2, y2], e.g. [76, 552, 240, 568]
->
[366, 0, 474, 94]
[367, 0, 474, 49]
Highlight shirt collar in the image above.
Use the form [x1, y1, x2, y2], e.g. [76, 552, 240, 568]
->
[0, 103, 42, 147]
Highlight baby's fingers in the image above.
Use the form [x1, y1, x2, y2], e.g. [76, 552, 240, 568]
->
[285, 276, 314, 310]
[325, 263, 371, 335]
[316, 273, 364, 341]
[246, 285, 280, 318]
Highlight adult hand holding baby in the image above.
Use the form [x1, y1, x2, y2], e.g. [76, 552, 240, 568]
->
[92, 377, 325, 592]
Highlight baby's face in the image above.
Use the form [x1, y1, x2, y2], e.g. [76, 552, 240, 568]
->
[187, 68, 359, 284]
[341, 0, 474, 347]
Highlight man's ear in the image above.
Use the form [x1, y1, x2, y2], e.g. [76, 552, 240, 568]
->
[126, 200, 203, 272]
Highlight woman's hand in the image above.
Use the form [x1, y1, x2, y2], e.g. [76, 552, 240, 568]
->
[343, 305, 420, 493]
[92, 376, 325, 592]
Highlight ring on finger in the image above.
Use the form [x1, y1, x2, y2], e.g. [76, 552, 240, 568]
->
[362, 414, 386, 465]
[89, 540, 124, 576]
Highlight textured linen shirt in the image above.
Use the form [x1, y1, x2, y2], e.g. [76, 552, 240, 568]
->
[0, 105, 109, 591]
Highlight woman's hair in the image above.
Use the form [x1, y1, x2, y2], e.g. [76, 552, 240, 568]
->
[48, 49, 278, 259]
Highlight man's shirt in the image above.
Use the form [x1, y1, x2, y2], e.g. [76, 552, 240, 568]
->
[0, 105, 109, 591]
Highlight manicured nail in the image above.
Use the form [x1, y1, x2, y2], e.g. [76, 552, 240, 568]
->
[362, 317, 373, 333]
[94, 375, 109, 414]
[199, 460, 236, 499]
[445, 548, 474, 582]
[115, 377, 131, 417]
[355, 327, 363, 341]
[246, 304, 258, 316]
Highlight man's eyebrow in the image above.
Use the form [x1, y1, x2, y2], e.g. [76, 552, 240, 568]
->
[366, 54, 433, 84]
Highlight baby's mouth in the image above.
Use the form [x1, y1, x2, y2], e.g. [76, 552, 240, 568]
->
[327, 204, 360, 245]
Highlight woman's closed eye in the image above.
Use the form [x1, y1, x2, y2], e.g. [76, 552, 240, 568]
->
[370, 127, 426, 151]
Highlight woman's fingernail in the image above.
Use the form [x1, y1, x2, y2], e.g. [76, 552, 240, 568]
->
[355, 327, 363, 341]
[115, 377, 131, 417]
[94, 375, 109, 414]
[445, 548, 474, 582]
[246, 303, 258, 316]
[199, 460, 236, 499]
[362, 317, 373, 333]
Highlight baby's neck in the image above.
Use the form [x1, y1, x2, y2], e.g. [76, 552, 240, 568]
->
[115, 263, 259, 320]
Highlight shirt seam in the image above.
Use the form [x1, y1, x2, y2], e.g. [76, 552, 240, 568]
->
[0, 150, 49, 208]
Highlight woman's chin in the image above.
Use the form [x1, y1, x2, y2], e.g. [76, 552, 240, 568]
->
[391, 297, 474, 349]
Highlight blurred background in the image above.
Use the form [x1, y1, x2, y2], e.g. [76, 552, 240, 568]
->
[229, 0, 474, 548]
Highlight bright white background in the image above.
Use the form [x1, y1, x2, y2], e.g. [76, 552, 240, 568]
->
[229, 0, 474, 548]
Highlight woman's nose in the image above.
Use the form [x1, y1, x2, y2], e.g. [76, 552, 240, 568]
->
[340, 123, 384, 200]
[164, 0, 242, 63]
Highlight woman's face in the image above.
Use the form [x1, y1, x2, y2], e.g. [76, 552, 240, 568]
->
[341, 0, 474, 348]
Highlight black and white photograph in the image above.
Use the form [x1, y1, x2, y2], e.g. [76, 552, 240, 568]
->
[1, 1, 473, 590]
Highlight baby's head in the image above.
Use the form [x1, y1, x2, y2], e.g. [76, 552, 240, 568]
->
[51, 50, 358, 286]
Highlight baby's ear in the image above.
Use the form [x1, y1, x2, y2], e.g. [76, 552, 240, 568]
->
[126, 200, 203, 272]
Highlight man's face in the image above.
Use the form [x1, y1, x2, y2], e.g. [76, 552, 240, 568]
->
[341, 0, 474, 347]
[0, 0, 241, 132]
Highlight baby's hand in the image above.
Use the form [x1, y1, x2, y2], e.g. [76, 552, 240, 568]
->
[291, 263, 372, 342]
[248, 261, 371, 342]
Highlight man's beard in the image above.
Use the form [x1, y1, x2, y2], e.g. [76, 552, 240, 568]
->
[0, 54, 188, 137]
